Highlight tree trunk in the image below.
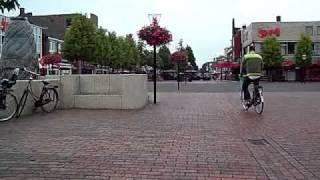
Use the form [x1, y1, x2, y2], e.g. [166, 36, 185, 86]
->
[77, 60, 82, 74]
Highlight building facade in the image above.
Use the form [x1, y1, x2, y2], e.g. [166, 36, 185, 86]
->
[19, 8, 98, 56]
[231, 16, 320, 81]
[242, 18, 320, 64]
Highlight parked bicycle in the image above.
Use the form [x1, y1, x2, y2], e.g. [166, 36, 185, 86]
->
[240, 76, 264, 114]
[0, 68, 59, 121]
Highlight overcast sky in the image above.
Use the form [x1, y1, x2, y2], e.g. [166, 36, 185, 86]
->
[2, 0, 320, 66]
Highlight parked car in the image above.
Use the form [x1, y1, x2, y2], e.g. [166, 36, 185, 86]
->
[161, 70, 176, 80]
[202, 72, 212, 81]
[193, 72, 202, 80]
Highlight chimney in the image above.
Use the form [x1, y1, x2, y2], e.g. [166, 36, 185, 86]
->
[276, 16, 281, 22]
[19, 8, 25, 16]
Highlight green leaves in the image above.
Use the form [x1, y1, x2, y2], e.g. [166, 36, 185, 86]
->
[186, 46, 198, 70]
[62, 16, 142, 71]
[62, 15, 97, 63]
[295, 34, 312, 66]
[0, 0, 19, 13]
[261, 37, 283, 68]
[159, 45, 173, 70]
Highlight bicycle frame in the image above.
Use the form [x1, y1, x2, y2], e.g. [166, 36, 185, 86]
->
[240, 79, 263, 108]
[22, 79, 40, 102]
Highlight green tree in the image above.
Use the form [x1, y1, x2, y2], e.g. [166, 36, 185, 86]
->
[0, 0, 19, 13]
[295, 34, 313, 81]
[137, 41, 146, 65]
[295, 34, 313, 66]
[143, 49, 153, 67]
[176, 39, 188, 71]
[125, 34, 141, 70]
[115, 36, 126, 70]
[261, 37, 283, 68]
[108, 31, 121, 70]
[186, 45, 198, 70]
[62, 15, 97, 74]
[159, 45, 173, 70]
[94, 28, 111, 67]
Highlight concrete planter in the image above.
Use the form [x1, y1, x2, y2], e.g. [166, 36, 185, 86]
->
[46, 74, 148, 110]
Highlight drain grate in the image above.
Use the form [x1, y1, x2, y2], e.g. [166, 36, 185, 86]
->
[248, 138, 269, 145]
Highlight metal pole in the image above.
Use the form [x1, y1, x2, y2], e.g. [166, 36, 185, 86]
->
[177, 62, 180, 91]
[153, 45, 157, 104]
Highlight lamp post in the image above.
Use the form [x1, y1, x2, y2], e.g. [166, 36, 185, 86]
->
[149, 14, 161, 104]
[170, 51, 187, 91]
[138, 14, 172, 103]
[302, 54, 307, 82]
[185, 62, 191, 84]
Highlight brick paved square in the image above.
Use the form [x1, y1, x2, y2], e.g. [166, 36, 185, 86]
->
[0, 91, 319, 179]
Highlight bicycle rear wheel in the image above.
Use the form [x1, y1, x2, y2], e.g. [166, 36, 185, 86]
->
[240, 91, 249, 111]
[254, 90, 264, 115]
[0, 92, 18, 122]
[41, 88, 59, 113]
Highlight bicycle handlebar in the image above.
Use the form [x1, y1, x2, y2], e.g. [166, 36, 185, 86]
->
[20, 68, 40, 77]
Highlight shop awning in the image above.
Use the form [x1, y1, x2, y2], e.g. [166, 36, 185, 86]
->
[213, 61, 240, 69]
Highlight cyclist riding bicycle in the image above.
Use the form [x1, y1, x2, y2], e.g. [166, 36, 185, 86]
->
[240, 45, 264, 107]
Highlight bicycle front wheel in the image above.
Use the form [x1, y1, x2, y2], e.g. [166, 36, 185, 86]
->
[41, 88, 59, 113]
[0, 92, 18, 122]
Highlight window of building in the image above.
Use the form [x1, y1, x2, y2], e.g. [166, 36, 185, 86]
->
[281, 43, 288, 55]
[313, 43, 320, 56]
[317, 26, 320, 35]
[306, 26, 313, 35]
[66, 18, 72, 27]
[49, 40, 57, 53]
[288, 42, 296, 55]
[58, 43, 62, 53]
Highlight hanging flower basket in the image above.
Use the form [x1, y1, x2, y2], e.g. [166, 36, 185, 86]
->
[170, 51, 187, 62]
[40, 53, 62, 65]
[138, 18, 172, 46]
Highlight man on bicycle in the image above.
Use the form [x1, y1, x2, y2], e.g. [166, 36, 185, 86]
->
[240, 45, 264, 106]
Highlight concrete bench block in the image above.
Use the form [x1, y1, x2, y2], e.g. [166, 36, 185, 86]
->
[74, 95, 122, 109]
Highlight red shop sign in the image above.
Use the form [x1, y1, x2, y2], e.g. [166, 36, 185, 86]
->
[258, 27, 280, 39]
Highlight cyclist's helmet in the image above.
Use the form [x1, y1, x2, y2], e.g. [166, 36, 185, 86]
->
[249, 44, 255, 52]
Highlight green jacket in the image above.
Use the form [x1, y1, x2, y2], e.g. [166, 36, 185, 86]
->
[240, 51, 264, 77]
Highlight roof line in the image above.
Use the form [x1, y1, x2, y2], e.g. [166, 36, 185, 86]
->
[25, 12, 97, 17]
[25, 13, 81, 17]
[251, 21, 320, 24]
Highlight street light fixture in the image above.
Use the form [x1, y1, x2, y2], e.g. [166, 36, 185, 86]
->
[302, 54, 307, 61]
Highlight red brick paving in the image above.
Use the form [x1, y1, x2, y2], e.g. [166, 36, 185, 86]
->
[0, 92, 319, 179]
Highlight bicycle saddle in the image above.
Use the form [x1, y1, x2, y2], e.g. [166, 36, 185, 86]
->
[1, 79, 16, 89]
[42, 81, 50, 85]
